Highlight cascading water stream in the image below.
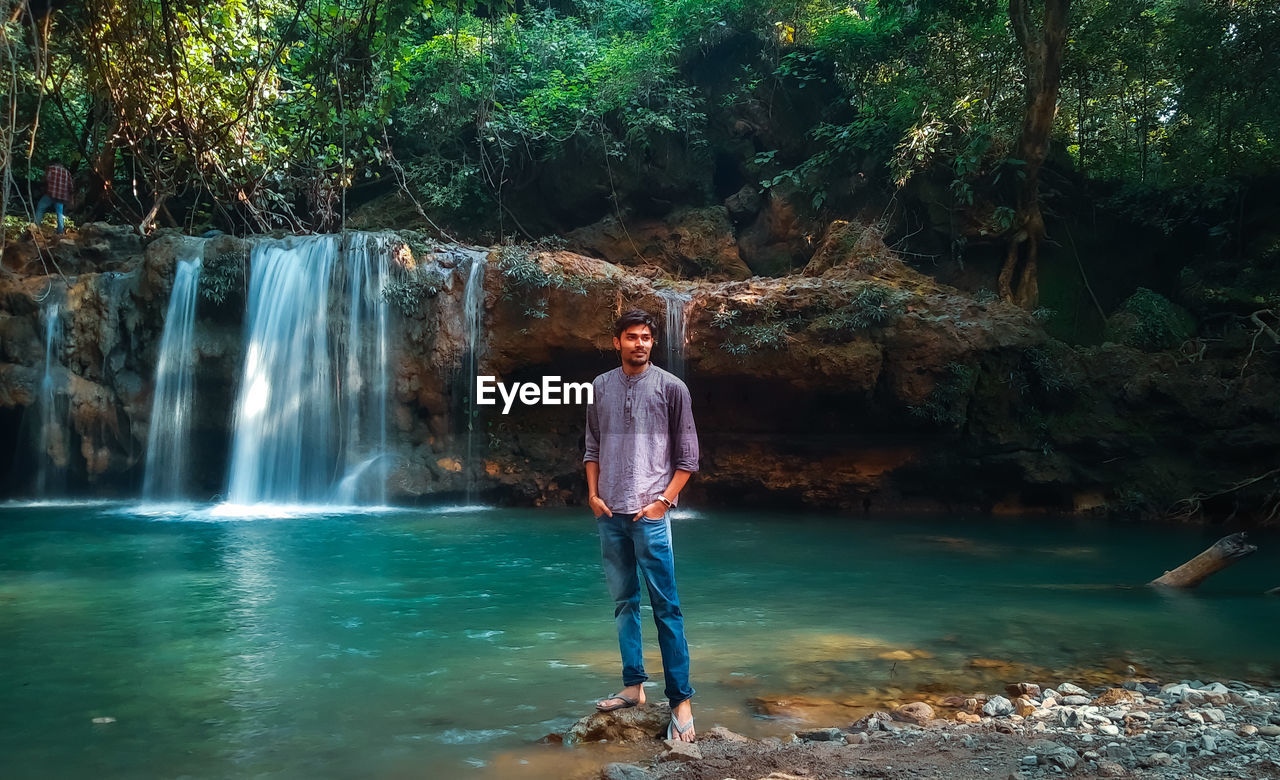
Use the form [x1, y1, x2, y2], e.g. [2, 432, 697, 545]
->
[462, 255, 486, 503]
[225, 233, 393, 508]
[657, 289, 692, 377]
[142, 245, 203, 502]
[34, 302, 66, 496]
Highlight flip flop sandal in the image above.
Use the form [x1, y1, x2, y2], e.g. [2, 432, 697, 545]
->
[667, 714, 695, 741]
[595, 693, 640, 712]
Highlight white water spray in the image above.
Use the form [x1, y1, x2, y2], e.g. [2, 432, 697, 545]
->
[143, 244, 203, 501]
[225, 233, 393, 507]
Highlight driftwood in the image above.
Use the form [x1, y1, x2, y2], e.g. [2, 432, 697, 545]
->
[1149, 532, 1257, 588]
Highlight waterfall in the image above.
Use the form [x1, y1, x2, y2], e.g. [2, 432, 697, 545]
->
[462, 255, 486, 502]
[34, 302, 67, 496]
[657, 289, 692, 377]
[142, 245, 203, 501]
[225, 233, 392, 507]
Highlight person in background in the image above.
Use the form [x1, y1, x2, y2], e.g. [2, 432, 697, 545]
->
[33, 161, 74, 235]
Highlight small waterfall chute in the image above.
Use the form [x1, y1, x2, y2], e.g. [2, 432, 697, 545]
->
[142, 242, 204, 502]
[34, 302, 68, 496]
[462, 253, 486, 503]
[657, 289, 692, 378]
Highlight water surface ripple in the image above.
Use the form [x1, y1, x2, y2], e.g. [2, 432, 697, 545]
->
[1, 505, 1276, 777]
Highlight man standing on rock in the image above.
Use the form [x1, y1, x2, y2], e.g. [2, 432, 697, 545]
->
[584, 309, 699, 743]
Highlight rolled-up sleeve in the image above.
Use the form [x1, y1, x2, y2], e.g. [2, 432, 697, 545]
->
[583, 378, 601, 463]
[669, 382, 700, 473]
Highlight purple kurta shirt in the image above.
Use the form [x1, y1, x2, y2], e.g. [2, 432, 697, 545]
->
[583, 365, 700, 514]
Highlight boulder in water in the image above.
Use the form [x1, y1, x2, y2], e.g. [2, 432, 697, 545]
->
[564, 703, 670, 744]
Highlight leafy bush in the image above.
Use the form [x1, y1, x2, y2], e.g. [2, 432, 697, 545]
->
[909, 363, 977, 426]
[818, 283, 906, 338]
[382, 266, 446, 316]
[497, 241, 588, 324]
[199, 249, 245, 304]
[1106, 288, 1195, 350]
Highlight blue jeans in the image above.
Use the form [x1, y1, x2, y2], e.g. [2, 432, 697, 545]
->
[597, 513, 694, 706]
[34, 195, 65, 233]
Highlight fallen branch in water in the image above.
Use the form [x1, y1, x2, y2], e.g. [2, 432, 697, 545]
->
[1149, 532, 1257, 588]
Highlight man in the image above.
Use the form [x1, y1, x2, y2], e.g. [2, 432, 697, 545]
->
[34, 161, 74, 235]
[584, 309, 699, 743]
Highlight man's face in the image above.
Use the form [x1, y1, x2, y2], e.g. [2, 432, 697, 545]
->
[614, 324, 654, 368]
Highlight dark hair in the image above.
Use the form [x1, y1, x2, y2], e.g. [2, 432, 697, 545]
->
[613, 309, 658, 340]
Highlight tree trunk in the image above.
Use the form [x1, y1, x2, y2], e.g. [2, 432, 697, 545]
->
[1149, 532, 1257, 589]
[999, 0, 1069, 309]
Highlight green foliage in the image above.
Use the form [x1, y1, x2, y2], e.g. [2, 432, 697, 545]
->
[1107, 288, 1195, 351]
[712, 300, 798, 356]
[909, 362, 977, 427]
[1024, 344, 1081, 394]
[382, 265, 445, 316]
[9, 0, 1280, 236]
[497, 241, 588, 326]
[199, 249, 245, 304]
[818, 283, 906, 339]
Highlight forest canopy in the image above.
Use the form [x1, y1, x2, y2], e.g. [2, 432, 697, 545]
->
[2, 0, 1277, 244]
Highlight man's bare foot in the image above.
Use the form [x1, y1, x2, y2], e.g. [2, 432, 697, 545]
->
[670, 698, 695, 742]
[595, 683, 646, 711]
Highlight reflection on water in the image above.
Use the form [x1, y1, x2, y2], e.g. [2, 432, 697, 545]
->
[0, 505, 1277, 778]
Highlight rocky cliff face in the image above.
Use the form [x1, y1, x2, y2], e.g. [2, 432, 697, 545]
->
[2, 222, 1277, 523]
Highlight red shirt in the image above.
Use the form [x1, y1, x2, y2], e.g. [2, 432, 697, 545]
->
[44, 164, 74, 203]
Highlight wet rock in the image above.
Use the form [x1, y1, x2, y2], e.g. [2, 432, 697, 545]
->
[1259, 725, 1280, 737]
[1093, 688, 1143, 706]
[1007, 683, 1042, 699]
[1057, 682, 1090, 697]
[723, 185, 763, 222]
[797, 727, 844, 742]
[983, 696, 1014, 717]
[704, 726, 751, 743]
[659, 738, 703, 762]
[1164, 740, 1187, 756]
[566, 207, 751, 280]
[892, 702, 935, 725]
[565, 705, 670, 744]
[850, 711, 894, 732]
[602, 763, 653, 780]
[1103, 743, 1135, 762]
[1032, 739, 1079, 770]
[1014, 698, 1037, 717]
[737, 191, 815, 276]
[1096, 759, 1127, 777]
[1139, 751, 1174, 767]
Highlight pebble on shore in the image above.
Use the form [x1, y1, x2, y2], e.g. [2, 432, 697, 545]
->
[564, 676, 1280, 780]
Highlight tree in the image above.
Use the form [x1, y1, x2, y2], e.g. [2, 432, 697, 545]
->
[998, 0, 1069, 309]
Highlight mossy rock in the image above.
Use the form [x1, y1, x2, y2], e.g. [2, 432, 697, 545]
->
[1104, 288, 1195, 351]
